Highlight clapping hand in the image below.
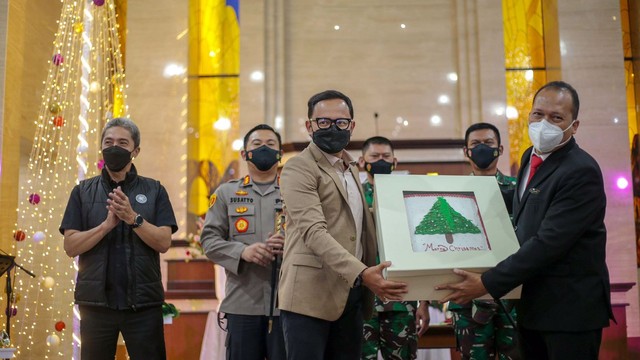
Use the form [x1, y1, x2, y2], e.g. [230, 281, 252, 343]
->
[106, 186, 136, 224]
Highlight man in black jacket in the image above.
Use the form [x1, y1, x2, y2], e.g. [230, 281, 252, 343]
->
[437, 81, 614, 360]
[60, 117, 177, 360]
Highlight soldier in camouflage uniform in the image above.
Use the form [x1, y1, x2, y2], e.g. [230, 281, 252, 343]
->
[448, 123, 521, 360]
[358, 137, 430, 360]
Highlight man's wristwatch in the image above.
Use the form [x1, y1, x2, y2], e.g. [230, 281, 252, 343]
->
[354, 271, 364, 288]
[131, 214, 144, 228]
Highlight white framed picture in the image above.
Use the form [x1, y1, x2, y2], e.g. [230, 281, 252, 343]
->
[374, 174, 521, 301]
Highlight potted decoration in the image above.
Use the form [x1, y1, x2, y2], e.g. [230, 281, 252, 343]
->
[0, 330, 15, 358]
[162, 302, 180, 325]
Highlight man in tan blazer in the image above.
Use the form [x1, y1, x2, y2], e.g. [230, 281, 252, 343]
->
[279, 90, 408, 360]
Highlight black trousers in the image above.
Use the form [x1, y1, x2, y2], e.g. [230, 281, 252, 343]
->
[281, 287, 364, 360]
[225, 314, 286, 360]
[519, 326, 603, 360]
[79, 305, 166, 360]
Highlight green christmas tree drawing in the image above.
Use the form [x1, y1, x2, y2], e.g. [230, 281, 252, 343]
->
[415, 197, 481, 244]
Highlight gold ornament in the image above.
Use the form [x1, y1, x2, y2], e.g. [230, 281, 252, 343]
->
[48, 103, 61, 114]
[73, 22, 84, 34]
[89, 81, 100, 93]
[46, 334, 60, 347]
[41, 276, 55, 289]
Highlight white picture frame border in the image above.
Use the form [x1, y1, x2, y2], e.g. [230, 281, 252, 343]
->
[374, 174, 521, 300]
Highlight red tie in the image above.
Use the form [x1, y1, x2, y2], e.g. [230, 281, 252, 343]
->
[527, 154, 543, 185]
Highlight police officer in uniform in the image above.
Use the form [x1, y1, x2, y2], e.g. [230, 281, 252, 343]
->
[447, 123, 520, 360]
[200, 124, 286, 360]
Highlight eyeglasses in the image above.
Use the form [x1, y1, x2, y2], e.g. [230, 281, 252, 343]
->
[310, 118, 352, 130]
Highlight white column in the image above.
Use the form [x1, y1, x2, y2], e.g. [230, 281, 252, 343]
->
[125, 0, 189, 239]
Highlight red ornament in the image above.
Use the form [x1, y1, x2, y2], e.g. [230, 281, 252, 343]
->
[52, 116, 64, 127]
[28, 193, 41, 205]
[52, 53, 64, 66]
[55, 321, 66, 332]
[13, 230, 26, 242]
[97, 159, 105, 170]
[93, 0, 105, 5]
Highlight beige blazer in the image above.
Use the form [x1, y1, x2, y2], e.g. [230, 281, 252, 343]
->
[278, 142, 377, 321]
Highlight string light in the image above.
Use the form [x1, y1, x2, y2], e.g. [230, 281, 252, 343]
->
[12, 0, 127, 358]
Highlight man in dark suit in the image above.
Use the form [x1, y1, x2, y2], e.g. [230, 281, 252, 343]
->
[436, 81, 614, 360]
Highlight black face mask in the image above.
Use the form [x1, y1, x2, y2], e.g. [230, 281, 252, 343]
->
[468, 144, 499, 170]
[365, 159, 394, 175]
[102, 146, 133, 172]
[246, 145, 281, 171]
[312, 125, 351, 154]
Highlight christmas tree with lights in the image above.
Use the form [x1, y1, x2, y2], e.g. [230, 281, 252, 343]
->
[415, 197, 481, 244]
[11, 0, 127, 358]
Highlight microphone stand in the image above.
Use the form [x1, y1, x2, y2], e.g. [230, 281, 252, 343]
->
[0, 250, 36, 339]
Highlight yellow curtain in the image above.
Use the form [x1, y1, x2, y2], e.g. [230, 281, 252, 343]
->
[187, 0, 240, 231]
[502, 0, 547, 173]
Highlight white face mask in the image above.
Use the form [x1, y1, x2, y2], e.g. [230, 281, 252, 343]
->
[528, 119, 575, 153]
